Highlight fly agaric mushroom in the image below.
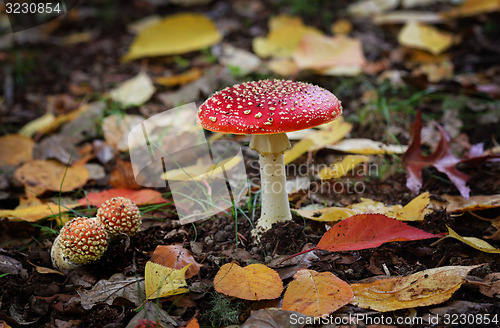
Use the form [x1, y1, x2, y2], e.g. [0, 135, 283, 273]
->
[96, 197, 142, 237]
[51, 217, 108, 271]
[197, 79, 342, 235]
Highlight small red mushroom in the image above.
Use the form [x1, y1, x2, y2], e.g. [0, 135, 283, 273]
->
[96, 197, 142, 237]
[51, 217, 108, 271]
[197, 79, 342, 236]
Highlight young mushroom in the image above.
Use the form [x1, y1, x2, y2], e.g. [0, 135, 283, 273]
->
[51, 217, 108, 271]
[197, 79, 342, 236]
[96, 197, 142, 237]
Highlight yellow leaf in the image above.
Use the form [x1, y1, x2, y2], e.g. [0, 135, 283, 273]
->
[252, 15, 323, 58]
[326, 138, 408, 154]
[351, 265, 480, 312]
[0, 134, 34, 166]
[442, 226, 500, 254]
[109, 72, 156, 107]
[442, 0, 500, 18]
[154, 68, 203, 87]
[398, 21, 454, 55]
[19, 113, 56, 137]
[284, 117, 352, 164]
[14, 160, 89, 195]
[282, 269, 353, 317]
[293, 34, 366, 75]
[296, 207, 356, 223]
[214, 263, 283, 300]
[122, 13, 222, 62]
[161, 155, 241, 181]
[318, 155, 369, 180]
[268, 58, 300, 76]
[0, 202, 78, 222]
[145, 261, 190, 299]
[386, 192, 432, 221]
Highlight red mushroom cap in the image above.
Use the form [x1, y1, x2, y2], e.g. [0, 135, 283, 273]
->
[96, 197, 141, 237]
[58, 217, 108, 265]
[197, 79, 342, 135]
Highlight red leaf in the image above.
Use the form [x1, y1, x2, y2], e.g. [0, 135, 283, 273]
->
[316, 214, 440, 252]
[78, 188, 167, 207]
[150, 244, 202, 279]
[402, 110, 470, 199]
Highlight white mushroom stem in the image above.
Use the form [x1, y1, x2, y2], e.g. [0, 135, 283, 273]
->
[250, 133, 292, 236]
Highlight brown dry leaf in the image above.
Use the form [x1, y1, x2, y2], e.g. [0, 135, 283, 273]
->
[293, 34, 366, 76]
[0, 134, 34, 166]
[412, 60, 454, 83]
[442, 0, 500, 18]
[351, 265, 481, 312]
[0, 201, 78, 222]
[252, 15, 323, 58]
[109, 158, 142, 190]
[438, 226, 500, 253]
[443, 194, 500, 212]
[122, 13, 222, 62]
[14, 160, 89, 195]
[102, 114, 144, 152]
[282, 269, 353, 317]
[154, 68, 203, 87]
[150, 244, 202, 279]
[479, 273, 500, 298]
[214, 263, 283, 300]
[398, 21, 454, 55]
[184, 317, 200, 328]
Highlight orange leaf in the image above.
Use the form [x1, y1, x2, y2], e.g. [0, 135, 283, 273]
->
[214, 263, 283, 300]
[109, 158, 142, 190]
[282, 269, 353, 317]
[14, 160, 89, 195]
[317, 214, 440, 252]
[150, 245, 202, 279]
[78, 188, 168, 207]
[0, 134, 34, 166]
[183, 317, 199, 328]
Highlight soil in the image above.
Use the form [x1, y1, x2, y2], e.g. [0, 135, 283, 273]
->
[1, 0, 500, 327]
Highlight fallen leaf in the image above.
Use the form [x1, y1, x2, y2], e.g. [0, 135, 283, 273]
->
[0, 201, 77, 222]
[437, 226, 500, 254]
[14, 160, 89, 195]
[479, 273, 500, 298]
[267, 58, 300, 76]
[347, 0, 399, 16]
[242, 308, 310, 328]
[398, 21, 454, 55]
[318, 155, 369, 180]
[102, 114, 144, 152]
[78, 273, 145, 310]
[150, 244, 202, 279]
[109, 72, 155, 107]
[109, 158, 142, 190]
[316, 214, 441, 252]
[293, 34, 366, 76]
[154, 68, 203, 87]
[374, 11, 447, 24]
[125, 301, 177, 328]
[412, 60, 454, 83]
[127, 15, 162, 34]
[351, 265, 480, 312]
[385, 192, 432, 221]
[282, 269, 353, 317]
[442, 0, 500, 18]
[122, 13, 222, 62]
[326, 138, 408, 154]
[214, 263, 283, 300]
[296, 207, 356, 223]
[252, 15, 323, 58]
[145, 262, 190, 299]
[402, 110, 470, 199]
[219, 43, 261, 75]
[78, 188, 168, 207]
[443, 194, 500, 212]
[0, 134, 34, 166]
[284, 117, 352, 164]
[19, 112, 56, 137]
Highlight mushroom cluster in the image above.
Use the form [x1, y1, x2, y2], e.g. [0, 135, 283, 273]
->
[197, 79, 342, 236]
[51, 197, 142, 271]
